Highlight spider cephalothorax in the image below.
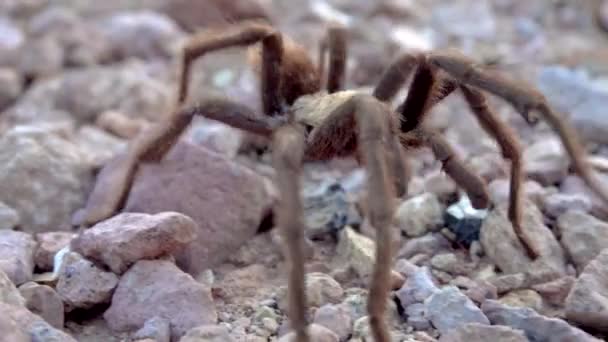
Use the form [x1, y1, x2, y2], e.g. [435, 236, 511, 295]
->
[74, 20, 608, 342]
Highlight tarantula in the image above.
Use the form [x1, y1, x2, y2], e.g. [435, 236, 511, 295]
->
[74, 21, 608, 342]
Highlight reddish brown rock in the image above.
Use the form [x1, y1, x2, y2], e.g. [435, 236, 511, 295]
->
[0, 302, 76, 342]
[34, 232, 75, 272]
[104, 259, 217, 340]
[18, 282, 64, 329]
[71, 212, 197, 274]
[123, 142, 272, 275]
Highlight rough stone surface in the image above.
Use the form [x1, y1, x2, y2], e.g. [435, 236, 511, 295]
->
[178, 324, 234, 342]
[395, 266, 439, 308]
[523, 136, 569, 185]
[565, 248, 608, 332]
[542, 193, 592, 218]
[482, 300, 602, 342]
[278, 323, 339, 342]
[394, 193, 443, 237]
[480, 201, 566, 277]
[498, 289, 543, 312]
[556, 210, 608, 270]
[313, 304, 352, 341]
[0, 201, 20, 230]
[0, 230, 37, 285]
[133, 316, 171, 342]
[0, 126, 92, 233]
[532, 276, 575, 306]
[104, 260, 217, 340]
[34, 232, 75, 271]
[0, 302, 76, 342]
[425, 286, 490, 335]
[438, 323, 528, 342]
[71, 212, 197, 274]
[0, 67, 21, 110]
[56, 252, 118, 311]
[18, 282, 64, 329]
[124, 142, 271, 275]
[0, 268, 25, 306]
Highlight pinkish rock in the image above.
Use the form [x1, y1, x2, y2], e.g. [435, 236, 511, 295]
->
[0, 230, 37, 285]
[523, 136, 569, 185]
[18, 281, 64, 329]
[0, 268, 25, 306]
[123, 142, 271, 275]
[438, 323, 528, 342]
[278, 323, 339, 342]
[71, 212, 197, 274]
[133, 316, 171, 342]
[480, 200, 566, 278]
[179, 324, 234, 342]
[565, 248, 608, 332]
[561, 175, 608, 220]
[397, 233, 451, 260]
[34, 232, 75, 271]
[542, 193, 592, 218]
[0, 302, 76, 342]
[556, 210, 608, 271]
[56, 252, 118, 311]
[313, 304, 352, 341]
[532, 276, 575, 306]
[488, 179, 545, 207]
[104, 259, 217, 340]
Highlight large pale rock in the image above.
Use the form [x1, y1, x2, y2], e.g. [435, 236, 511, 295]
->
[313, 304, 352, 341]
[0, 230, 37, 285]
[480, 201, 566, 278]
[0, 268, 25, 306]
[556, 211, 608, 270]
[124, 142, 271, 275]
[0, 126, 92, 233]
[394, 193, 443, 237]
[56, 252, 118, 311]
[0, 201, 20, 230]
[565, 248, 608, 332]
[104, 260, 217, 340]
[179, 324, 234, 342]
[71, 212, 197, 274]
[523, 137, 569, 185]
[0, 302, 76, 342]
[482, 300, 601, 342]
[278, 323, 339, 342]
[18, 282, 64, 329]
[438, 323, 528, 342]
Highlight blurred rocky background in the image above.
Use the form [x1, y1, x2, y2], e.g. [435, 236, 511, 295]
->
[1, 0, 608, 341]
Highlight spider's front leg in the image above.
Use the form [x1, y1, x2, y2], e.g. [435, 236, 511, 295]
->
[318, 24, 348, 93]
[73, 98, 281, 227]
[428, 50, 608, 205]
[272, 124, 309, 342]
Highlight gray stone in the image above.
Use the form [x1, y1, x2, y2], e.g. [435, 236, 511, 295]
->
[556, 210, 608, 270]
[0, 268, 25, 306]
[565, 248, 608, 332]
[0, 201, 19, 230]
[395, 266, 439, 308]
[133, 316, 171, 342]
[0, 302, 76, 342]
[438, 323, 528, 342]
[278, 323, 339, 342]
[425, 286, 490, 335]
[0, 230, 37, 285]
[18, 282, 64, 329]
[0, 67, 21, 110]
[542, 193, 592, 219]
[313, 304, 352, 340]
[394, 193, 443, 237]
[179, 324, 234, 342]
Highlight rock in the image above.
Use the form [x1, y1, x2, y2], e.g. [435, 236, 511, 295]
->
[34, 232, 75, 272]
[482, 300, 601, 342]
[0, 302, 76, 342]
[0, 126, 92, 233]
[133, 316, 171, 342]
[305, 273, 344, 307]
[430, 253, 474, 276]
[431, 0, 496, 40]
[0, 201, 19, 230]
[425, 286, 490, 335]
[499, 290, 543, 312]
[404, 302, 431, 330]
[487, 274, 527, 295]
[523, 136, 569, 185]
[56, 252, 118, 311]
[480, 201, 566, 278]
[0, 230, 37, 285]
[313, 304, 352, 341]
[395, 266, 439, 308]
[0, 67, 21, 110]
[444, 195, 487, 247]
[542, 193, 592, 218]
[179, 324, 234, 342]
[561, 175, 608, 220]
[98, 10, 185, 60]
[488, 179, 545, 208]
[397, 233, 451, 259]
[335, 226, 375, 278]
[75, 125, 127, 168]
[0, 16, 24, 54]
[532, 276, 575, 307]
[71, 212, 197, 274]
[104, 260, 217, 340]
[16, 36, 64, 79]
[537, 66, 608, 145]
[183, 119, 244, 158]
[18, 282, 64, 329]
[438, 323, 528, 342]
[123, 142, 271, 275]
[565, 248, 608, 332]
[7, 60, 171, 124]
[394, 193, 443, 237]
[0, 268, 25, 306]
[556, 210, 608, 270]
[278, 323, 339, 342]
[96, 110, 148, 139]
[302, 181, 361, 240]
